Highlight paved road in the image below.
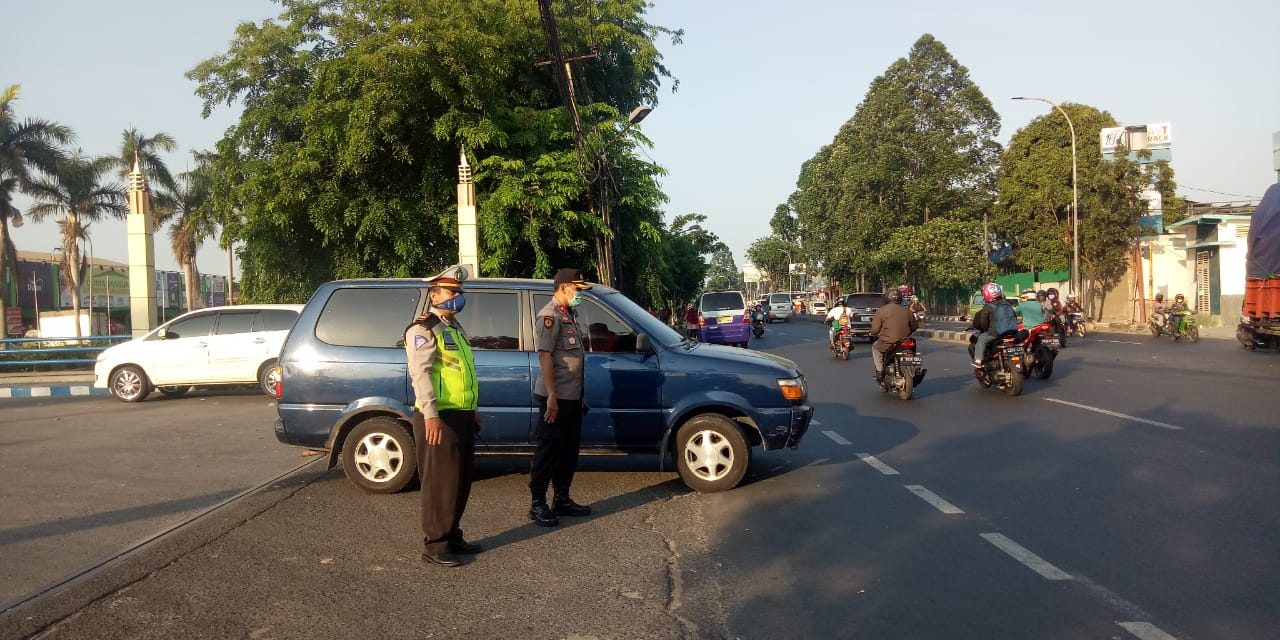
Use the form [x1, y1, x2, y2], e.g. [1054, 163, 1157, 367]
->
[0, 389, 305, 607]
[2, 324, 1276, 639]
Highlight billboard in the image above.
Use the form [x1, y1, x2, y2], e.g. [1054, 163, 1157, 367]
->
[166, 272, 181, 308]
[16, 261, 55, 310]
[1101, 122, 1172, 163]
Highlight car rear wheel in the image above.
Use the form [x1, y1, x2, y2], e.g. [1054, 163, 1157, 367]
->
[341, 416, 416, 494]
[109, 365, 151, 403]
[674, 414, 750, 493]
[258, 360, 280, 397]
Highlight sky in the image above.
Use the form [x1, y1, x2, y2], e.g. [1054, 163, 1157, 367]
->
[3, 0, 1278, 276]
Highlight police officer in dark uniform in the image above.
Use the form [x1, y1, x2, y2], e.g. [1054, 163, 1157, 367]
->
[405, 267, 481, 567]
[528, 268, 594, 527]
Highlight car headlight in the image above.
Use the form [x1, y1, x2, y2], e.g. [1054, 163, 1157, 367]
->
[777, 377, 806, 401]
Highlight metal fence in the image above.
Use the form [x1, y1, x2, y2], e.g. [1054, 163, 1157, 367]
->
[0, 335, 131, 371]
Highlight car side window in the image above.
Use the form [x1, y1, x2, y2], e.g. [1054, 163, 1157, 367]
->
[164, 313, 216, 339]
[534, 294, 637, 353]
[459, 292, 520, 350]
[215, 312, 256, 336]
[316, 288, 423, 348]
[259, 309, 299, 332]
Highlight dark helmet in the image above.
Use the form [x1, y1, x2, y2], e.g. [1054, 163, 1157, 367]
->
[834, 298, 846, 306]
[886, 288, 903, 304]
[1036, 290, 1048, 300]
[1175, 293, 1185, 302]
[1155, 293, 1164, 302]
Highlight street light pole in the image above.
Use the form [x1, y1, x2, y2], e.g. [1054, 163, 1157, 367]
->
[1013, 97, 1080, 299]
[597, 105, 653, 289]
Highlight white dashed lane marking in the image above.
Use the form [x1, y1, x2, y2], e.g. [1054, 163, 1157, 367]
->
[980, 533, 1073, 581]
[1117, 621, 1179, 640]
[855, 453, 900, 475]
[1097, 339, 1144, 345]
[821, 430, 851, 445]
[1044, 398, 1184, 430]
[905, 485, 964, 514]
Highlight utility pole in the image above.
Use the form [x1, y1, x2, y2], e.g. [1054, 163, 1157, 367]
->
[536, 0, 614, 286]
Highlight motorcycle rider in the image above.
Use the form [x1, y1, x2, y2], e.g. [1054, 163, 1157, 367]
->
[1017, 290, 1046, 327]
[1168, 293, 1190, 334]
[1063, 295, 1084, 332]
[824, 298, 853, 349]
[908, 295, 928, 321]
[1151, 293, 1168, 333]
[870, 288, 918, 382]
[970, 282, 1017, 367]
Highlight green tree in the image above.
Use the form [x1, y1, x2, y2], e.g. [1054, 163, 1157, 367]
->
[114, 128, 178, 193]
[25, 151, 127, 336]
[788, 34, 1001, 287]
[1081, 145, 1151, 317]
[869, 217, 985, 290]
[994, 103, 1117, 274]
[705, 244, 740, 291]
[156, 166, 218, 311]
[189, 0, 679, 303]
[0, 85, 73, 333]
[747, 235, 793, 291]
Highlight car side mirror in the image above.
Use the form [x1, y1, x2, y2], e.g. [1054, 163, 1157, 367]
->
[636, 333, 654, 355]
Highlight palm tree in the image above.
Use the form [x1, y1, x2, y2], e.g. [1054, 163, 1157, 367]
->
[25, 151, 126, 337]
[115, 128, 177, 193]
[0, 85, 73, 334]
[156, 166, 216, 312]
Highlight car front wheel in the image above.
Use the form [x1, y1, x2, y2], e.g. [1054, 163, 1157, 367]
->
[341, 416, 416, 494]
[109, 365, 151, 403]
[674, 414, 750, 493]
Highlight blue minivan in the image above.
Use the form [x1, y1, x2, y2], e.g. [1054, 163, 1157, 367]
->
[272, 278, 812, 494]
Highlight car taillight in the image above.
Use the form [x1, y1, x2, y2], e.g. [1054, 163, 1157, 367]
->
[742, 310, 750, 324]
[273, 365, 283, 400]
[698, 313, 705, 327]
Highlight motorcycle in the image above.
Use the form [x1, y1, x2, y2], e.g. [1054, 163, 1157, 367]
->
[1066, 312, 1086, 337]
[1150, 311, 1199, 342]
[751, 309, 767, 338]
[968, 330, 1025, 396]
[878, 337, 926, 400]
[1020, 322, 1059, 380]
[831, 325, 853, 360]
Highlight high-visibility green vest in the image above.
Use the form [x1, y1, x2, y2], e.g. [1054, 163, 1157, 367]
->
[421, 322, 478, 412]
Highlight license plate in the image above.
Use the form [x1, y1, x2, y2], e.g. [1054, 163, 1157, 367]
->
[1042, 337, 1060, 347]
[1003, 346, 1024, 356]
[861, 315, 874, 322]
[898, 356, 922, 366]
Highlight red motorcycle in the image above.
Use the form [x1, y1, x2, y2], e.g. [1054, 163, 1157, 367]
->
[1020, 322, 1060, 380]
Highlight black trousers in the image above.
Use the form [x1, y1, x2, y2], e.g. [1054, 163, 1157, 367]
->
[529, 396, 582, 503]
[414, 409, 476, 554]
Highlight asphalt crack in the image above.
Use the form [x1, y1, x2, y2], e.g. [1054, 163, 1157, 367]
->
[635, 492, 730, 640]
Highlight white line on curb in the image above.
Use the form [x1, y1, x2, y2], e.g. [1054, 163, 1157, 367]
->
[980, 533, 1073, 581]
[821, 430, 851, 445]
[855, 453, 900, 475]
[0, 388, 10, 398]
[1044, 398, 1183, 430]
[30, 388, 51, 397]
[70, 386, 91, 396]
[905, 485, 964, 514]
[1117, 621, 1179, 640]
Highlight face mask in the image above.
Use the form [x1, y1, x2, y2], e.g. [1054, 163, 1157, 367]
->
[567, 292, 584, 308]
[436, 293, 466, 313]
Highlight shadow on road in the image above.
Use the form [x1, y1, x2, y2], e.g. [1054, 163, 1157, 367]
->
[0, 489, 245, 546]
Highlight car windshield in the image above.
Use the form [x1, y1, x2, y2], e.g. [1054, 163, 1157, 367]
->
[769, 293, 791, 304]
[701, 292, 745, 312]
[847, 294, 883, 309]
[599, 291, 685, 348]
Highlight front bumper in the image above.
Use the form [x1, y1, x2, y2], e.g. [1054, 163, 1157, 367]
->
[760, 404, 813, 450]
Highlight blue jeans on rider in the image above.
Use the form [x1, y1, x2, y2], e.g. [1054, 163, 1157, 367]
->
[973, 333, 995, 365]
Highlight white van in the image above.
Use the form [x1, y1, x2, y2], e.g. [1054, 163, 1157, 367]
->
[767, 292, 793, 322]
[94, 304, 303, 402]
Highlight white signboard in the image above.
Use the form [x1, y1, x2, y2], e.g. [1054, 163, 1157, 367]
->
[1101, 122, 1172, 155]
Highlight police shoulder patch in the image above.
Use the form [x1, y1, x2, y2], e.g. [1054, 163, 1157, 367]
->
[414, 334, 429, 350]
[543, 316, 554, 329]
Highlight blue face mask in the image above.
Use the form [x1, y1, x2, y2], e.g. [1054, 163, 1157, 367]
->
[436, 293, 466, 313]
[568, 292, 584, 308]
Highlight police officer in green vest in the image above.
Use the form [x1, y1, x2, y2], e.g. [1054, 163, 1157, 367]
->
[405, 267, 481, 567]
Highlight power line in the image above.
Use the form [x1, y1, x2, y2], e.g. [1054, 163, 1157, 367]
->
[1180, 185, 1262, 200]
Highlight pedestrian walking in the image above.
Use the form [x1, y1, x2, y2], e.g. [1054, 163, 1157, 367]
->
[405, 266, 482, 567]
[528, 268, 594, 527]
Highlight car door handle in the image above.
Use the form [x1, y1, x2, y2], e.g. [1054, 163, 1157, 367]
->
[197, 342, 208, 348]
[253, 338, 266, 344]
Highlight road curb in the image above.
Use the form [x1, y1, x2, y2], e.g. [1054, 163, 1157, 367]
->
[916, 329, 970, 345]
[0, 385, 108, 399]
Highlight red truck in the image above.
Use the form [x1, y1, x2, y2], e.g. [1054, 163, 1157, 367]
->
[1238, 183, 1280, 350]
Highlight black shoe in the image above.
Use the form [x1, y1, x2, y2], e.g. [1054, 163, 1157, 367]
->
[552, 497, 592, 517]
[449, 539, 483, 554]
[529, 502, 559, 527]
[874, 371, 885, 383]
[421, 552, 463, 567]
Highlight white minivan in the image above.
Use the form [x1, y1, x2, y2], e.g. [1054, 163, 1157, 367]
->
[767, 292, 793, 322]
[94, 304, 303, 402]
